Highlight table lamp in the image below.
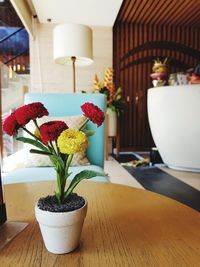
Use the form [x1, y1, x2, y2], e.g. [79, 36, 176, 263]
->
[53, 23, 93, 92]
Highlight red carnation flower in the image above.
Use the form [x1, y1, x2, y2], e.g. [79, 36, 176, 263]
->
[3, 112, 20, 136]
[40, 121, 68, 145]
[81, 102, 105, 127]
[15, 102, 49, 126]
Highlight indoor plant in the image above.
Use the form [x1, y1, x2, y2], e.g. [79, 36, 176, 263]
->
[93, 67, 124, 116]
[3, 101, 105, 254]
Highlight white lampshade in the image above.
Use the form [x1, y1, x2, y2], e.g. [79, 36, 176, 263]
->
[53, 23, 93, 66]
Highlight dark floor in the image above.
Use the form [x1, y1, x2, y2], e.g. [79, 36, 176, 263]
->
[115, 152, 200, 212]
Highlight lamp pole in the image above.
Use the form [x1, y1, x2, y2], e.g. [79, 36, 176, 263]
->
[71, 56, 76, 93]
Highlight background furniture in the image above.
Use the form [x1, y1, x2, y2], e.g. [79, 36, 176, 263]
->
[1, 181, 200, 266]
[3, 93, 109, 184]
[148, 85, 200, 172]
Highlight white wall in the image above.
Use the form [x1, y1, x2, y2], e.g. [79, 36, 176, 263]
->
[30, 22, 112, 92]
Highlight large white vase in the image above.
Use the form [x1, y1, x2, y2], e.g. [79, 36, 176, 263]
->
[148, 85, 200, 172]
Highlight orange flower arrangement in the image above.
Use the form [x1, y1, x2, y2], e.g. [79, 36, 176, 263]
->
[87, 67, 124, 115]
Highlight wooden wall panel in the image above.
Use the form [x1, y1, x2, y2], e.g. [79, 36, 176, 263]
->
[116, 0, 200, 28]
[113, 23, 200, 150]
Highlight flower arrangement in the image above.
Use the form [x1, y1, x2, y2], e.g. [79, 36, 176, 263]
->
[3, 102, 105, 207]
[82, 68, 124, 115]
[93, 67, 124, 115]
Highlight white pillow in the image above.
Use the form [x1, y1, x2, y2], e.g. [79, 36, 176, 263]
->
[24, 115, 90, 167]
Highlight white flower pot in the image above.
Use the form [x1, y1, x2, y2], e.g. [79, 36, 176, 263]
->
[107, 108, 117, 137]
[35, 199, 87, 254]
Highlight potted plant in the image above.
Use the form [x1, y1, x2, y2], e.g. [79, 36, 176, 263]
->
[93, 67, 124, 136]
[3, 101, 105, 254]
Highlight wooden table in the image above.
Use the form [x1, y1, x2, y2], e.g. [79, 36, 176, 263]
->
[1, 181, 200, 266]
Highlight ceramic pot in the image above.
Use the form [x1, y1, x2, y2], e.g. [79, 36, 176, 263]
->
[148, 85, 200, 172]
[107, 108, 117, 137]
[35, 199, 87, 254]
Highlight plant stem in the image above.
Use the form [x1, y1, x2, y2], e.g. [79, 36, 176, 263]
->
[62, 154, 73, 201]
[50, 141, 57, 155]
[56, 170, 62, 201]
[55, 140, 60, 156]
[66, 154, 73, 171]
[56, 154, 74, 204]
[22, 127, 40, 141]
[79, 118, 89, 131]
[33, 119, 40, 131]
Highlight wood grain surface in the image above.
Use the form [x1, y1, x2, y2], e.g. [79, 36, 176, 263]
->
[1, 181, 200, 267]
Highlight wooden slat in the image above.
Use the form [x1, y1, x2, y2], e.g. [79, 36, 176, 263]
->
[152, 0, 184, 26]
[136, 0, 156, 24]
[145, 0, 174, 25]
[191, 18, 200, 28]
[122, 0, 136, 23]
[118, 0, 200, 27]
[183, 6, 200, 27]
[116, 0, 132, 22]
[128, 0, 148, 24]
[133, 24, 137, 146]
[165, 0, 196, 26]
[128, 23, 133, 146]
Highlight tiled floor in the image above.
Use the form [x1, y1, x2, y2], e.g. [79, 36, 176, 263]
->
[159, 165, 200, 191]
[104, 156, 200, 191]
[104, 156, 144, 189]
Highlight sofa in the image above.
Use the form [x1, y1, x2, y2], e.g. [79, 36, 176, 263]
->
[3, 93, 109, 184]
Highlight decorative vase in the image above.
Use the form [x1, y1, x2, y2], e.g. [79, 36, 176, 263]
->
[35, 199, 87, 254]
[107, 108, 117, 137]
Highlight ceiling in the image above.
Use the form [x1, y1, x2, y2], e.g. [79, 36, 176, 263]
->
[116, 0, 200, 27]
[31, 0, 123, 26]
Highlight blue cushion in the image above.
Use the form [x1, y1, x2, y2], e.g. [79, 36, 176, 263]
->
[2, 165, 109, 184]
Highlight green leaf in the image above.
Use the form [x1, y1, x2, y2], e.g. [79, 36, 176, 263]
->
[30, 149, 52, 155]
[17, 137, 48, 152]
[55, 191, 61, 205]
[64, 170, 105, 199]
[50, 155, 65, 170]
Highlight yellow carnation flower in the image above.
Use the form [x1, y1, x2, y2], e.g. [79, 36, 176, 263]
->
[57, 129, 88, 154]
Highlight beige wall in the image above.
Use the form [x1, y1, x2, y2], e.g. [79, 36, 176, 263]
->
[30, 23, 112, 92]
